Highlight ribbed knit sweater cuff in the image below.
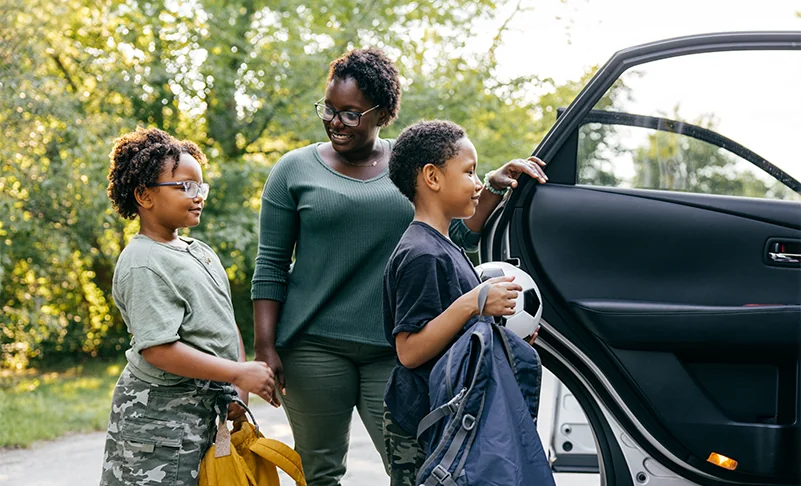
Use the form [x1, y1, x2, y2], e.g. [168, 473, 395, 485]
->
[251, 282, 287, 302]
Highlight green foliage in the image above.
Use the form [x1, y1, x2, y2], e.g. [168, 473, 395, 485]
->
[0, 0, 132, 368]
[574, 72, 634, 186]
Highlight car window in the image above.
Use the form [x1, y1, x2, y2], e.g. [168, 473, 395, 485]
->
[576, 50, 801, 201]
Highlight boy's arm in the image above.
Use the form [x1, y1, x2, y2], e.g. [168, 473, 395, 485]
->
[227, 331, 253, 419]
[141, 341, 275, 403]
[395, 276, 519, 369]
[395, 290, 478, 369]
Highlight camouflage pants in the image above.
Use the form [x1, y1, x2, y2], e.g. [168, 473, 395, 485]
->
[383, 404, 426, 486]
[99, 366, 231, 486]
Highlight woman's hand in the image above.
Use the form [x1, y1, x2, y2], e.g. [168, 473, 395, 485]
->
[487, 156, 547, 192]
[256, 347, 285, 408]
[226, 398, 247, 420]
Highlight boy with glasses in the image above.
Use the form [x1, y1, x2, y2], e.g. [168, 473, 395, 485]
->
[100, 127, 276, 485]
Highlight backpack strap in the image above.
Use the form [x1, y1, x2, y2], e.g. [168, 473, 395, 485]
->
[477, 283, 491, 316]
[250, 438, 308, 486]
[416, 387, 467, 442]
[419, 327, 491, 486]
[423, 465, 459, 486]
[212, 397, 257, 458]
[421, 410, 479, 486]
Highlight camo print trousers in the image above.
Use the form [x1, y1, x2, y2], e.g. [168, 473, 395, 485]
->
[99, 366, 233, 486]
[383, 403, 426, 486]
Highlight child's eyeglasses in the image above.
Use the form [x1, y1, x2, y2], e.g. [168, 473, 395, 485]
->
[148, 181, 210, 199]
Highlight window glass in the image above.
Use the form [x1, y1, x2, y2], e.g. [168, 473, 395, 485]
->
[577, 50, 801, 201]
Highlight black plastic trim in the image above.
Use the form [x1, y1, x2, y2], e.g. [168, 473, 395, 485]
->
[574, 185, 801, 231]
[550, 453, 600, 473]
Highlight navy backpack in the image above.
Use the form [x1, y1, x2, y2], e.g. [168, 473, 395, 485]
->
[415, 320, 556, 486]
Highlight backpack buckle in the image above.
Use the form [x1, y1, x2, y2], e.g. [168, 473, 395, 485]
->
[446, 388, 467, 414]
[432, 465, 452, 483]
[446, 401, 460, 414]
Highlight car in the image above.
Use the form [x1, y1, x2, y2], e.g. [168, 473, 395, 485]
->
[480, 31, 801, 486]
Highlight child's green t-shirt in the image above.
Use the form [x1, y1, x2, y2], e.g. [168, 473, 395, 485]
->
[112, 234, 241, 385]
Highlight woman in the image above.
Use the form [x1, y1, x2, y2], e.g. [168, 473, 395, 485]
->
[252, 48, 546, 486]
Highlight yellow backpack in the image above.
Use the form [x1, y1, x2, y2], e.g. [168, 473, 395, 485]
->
[199, 413, 306, 486]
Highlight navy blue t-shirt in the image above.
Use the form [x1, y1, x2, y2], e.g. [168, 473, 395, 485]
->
[383, 221, 491, 435]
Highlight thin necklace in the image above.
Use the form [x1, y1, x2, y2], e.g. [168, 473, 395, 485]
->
[335, 140, 384, 167]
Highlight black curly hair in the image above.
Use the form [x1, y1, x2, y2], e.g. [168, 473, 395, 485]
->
[107, 127, 207, 219]
[328, 47, 401, 126]
[389, 120, 467, 202]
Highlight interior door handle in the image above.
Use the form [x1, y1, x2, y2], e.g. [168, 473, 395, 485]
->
[768, 252, 801, 263]
[765, 238, 801, 267]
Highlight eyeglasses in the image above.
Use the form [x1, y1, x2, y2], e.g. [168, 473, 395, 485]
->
[148, 181, 210, 199]
[314, 98, 380, 127]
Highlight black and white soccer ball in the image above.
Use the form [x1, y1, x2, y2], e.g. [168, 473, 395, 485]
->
[475, 261, 543, 339]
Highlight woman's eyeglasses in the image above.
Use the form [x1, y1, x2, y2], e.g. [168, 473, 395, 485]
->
[148, 181, 210, 199]
[314, 98, 379, 127]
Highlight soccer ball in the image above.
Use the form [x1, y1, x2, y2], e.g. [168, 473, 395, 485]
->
[475, 261, 543, 340]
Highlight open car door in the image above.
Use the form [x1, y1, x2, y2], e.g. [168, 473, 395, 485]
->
[482, 32, 801, 486]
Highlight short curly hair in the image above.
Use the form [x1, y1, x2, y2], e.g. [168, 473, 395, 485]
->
[107, 127, 207, 219]
[389, 120, 467, 202]
[328, 47, 401, 126]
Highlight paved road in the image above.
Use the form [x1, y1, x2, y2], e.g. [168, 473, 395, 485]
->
[0, 370, 598, 485]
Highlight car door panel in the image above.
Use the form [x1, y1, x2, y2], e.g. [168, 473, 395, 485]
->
[610, 348, 797, 476]
[581, 186, 801, 232]
[509, 183, 800, 481]
[521, 184, 800, 308]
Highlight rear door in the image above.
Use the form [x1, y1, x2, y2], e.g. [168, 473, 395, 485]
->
[483, 32, 801, 486]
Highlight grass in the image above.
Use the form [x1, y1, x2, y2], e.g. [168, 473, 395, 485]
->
[0, 358, 125, 448]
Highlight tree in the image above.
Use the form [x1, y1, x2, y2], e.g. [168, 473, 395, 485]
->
[0, 0, 132, 367]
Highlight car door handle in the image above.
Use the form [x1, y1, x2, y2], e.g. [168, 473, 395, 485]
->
[768, 252, 801, 263]
[765, 238, 801, 267]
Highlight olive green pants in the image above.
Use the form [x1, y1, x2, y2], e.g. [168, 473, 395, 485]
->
[277, 334, 396, 486]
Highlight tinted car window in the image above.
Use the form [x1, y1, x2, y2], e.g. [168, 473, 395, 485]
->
[576, 50, 801, 201]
